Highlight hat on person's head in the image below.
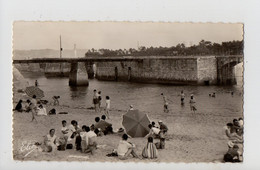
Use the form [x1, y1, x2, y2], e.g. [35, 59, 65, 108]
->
[158, 120, 163, 123]
[130, 105, 133, 108]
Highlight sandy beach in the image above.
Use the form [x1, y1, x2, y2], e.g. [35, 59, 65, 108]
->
[12, 89, 242, 162]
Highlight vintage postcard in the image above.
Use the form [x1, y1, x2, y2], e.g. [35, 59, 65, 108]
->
[12, 22, 243, 162]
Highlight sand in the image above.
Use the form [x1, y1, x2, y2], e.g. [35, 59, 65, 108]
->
[12, 90, 241, 162]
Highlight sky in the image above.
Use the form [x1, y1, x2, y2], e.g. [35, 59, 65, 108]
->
[13, 22, 243, 50]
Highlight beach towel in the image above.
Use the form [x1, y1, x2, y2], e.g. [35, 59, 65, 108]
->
[142, 143, 158, 159]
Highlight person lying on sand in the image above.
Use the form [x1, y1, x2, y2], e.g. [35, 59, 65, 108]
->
[115, 134, 141, 160]
[142, 137, 158, 159]
[36, 104, 47, 116]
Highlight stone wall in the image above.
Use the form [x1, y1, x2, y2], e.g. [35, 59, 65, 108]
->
[197, 56, 217, 85]
[96, 57, 198, 85]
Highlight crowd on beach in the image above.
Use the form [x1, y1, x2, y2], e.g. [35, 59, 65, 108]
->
[14, 79, 242, 162]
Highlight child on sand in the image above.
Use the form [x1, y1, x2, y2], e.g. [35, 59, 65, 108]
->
[142, 137, 158, 159]
[105, 96, 110, 119]
[189, 94, 197, 113]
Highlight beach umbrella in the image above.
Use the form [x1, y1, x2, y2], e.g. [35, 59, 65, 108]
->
[25, 86, 44, 99]
[122, 109, 150, 138]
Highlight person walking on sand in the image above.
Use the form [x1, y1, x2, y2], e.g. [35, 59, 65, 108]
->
[161, 93, 169, 113]
[29, 95, 38, 122]
[93, 89, 99, 113]
[105, 96, 110, 119]
[189, 94, 197, 114]
[180, 90, 185, 106]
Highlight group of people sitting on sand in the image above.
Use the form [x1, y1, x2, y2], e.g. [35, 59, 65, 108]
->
[223, 117, 243, 162]
[38, 114, 115, 154]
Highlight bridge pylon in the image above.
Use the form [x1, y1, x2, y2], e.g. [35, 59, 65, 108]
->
[69, 62, 89, 86]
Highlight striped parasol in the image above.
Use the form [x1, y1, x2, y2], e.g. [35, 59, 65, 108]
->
[25, 86, 44, 99]
[122, 109, 150, 138]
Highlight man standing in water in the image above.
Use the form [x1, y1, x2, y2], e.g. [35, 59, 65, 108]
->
[189, 94, 197, 114]
[180, 90, 185, 106]
[93, 89, 99, 113]
[35, 80, 38, 87]
[161, 93, 169, 113]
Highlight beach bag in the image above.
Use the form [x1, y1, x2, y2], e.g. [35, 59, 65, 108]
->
[58, 112, 68, 114]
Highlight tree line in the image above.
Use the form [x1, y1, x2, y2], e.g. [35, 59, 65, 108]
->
[85, 40, 243, 57]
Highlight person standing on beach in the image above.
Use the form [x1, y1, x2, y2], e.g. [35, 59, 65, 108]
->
[35, 80, 38, 87]
[161, 93, 169, 113]
[98, 91, 102, 112]
[189, 94, 197, 114]
[180, 90, 185, 106]
[93, 90, 99, 113]
[30, 95, 38, 122]
[105, 96, 110, 119]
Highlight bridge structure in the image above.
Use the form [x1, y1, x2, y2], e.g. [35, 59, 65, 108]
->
[13, 55, 243, 86]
